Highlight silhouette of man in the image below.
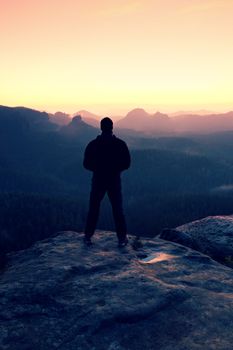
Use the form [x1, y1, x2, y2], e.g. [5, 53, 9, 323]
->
[83, 117, 131, 247]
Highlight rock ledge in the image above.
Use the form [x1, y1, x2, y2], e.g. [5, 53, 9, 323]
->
[1, 229, 233, 349]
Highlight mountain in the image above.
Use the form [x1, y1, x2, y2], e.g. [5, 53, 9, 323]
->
[170, 109, 214, 117]
[1, 218, 233, 349]
[7, 105, 233, 136]
[173, 111, 233, 134]
[74, 110, 100, 128]
[116, 108, 173, 134]
[0, 107, 95, 196]
[49, 111, 71, 125]
[0, 105, 55, 133]
[5, 105, 233, 136]
[59, 115, 98, 141]
[116, 108, 150, 130]
[116, 108, 233, 135]
[151, 111, 173, 132]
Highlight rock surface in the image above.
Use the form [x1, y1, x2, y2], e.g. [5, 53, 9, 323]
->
[160, 215, 233, 264]
[0, 254, 6, 270]
[1, 229, 233, 349]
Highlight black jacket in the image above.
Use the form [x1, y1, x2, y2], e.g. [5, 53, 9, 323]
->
[83, 134, 131, 175]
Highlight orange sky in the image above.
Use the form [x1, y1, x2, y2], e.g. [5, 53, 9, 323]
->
[0, 0, 233, 115]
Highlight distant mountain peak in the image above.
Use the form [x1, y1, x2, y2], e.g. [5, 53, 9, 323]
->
[126, 108, 149, 117]
[49, 111, 71, 126]
[74, 110, 100, 120]
[116, 108, 172, 133]
[54, 111, 69, 117]
[153, 111, 170, 120]
[72, 110, 100, 128]
[59, 113, 98, 140]
[72, 115, 82, 123]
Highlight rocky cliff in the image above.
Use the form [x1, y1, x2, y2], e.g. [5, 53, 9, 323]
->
[1, 219, 233, 349]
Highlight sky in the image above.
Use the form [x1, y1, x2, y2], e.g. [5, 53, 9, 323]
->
[0, 0, 233, 115]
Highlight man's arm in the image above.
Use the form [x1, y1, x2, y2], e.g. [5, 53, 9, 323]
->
[83, 142, 96, 171]
[119, 141, 131, 171]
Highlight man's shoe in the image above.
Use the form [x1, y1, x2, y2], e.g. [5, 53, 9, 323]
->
[84, 237, 93, 247]
[118, 237, 128, 248]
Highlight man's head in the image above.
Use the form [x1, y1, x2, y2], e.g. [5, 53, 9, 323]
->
[100, 117, 113, 133]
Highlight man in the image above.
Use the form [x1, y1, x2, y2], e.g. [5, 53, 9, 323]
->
[83, 117, 131, 247]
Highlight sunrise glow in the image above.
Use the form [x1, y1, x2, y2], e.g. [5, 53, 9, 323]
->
[1, 0, 233, 114]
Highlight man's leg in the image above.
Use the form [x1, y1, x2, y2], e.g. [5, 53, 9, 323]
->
[108, 177, 127, 242]
[85, 178, 105, 239]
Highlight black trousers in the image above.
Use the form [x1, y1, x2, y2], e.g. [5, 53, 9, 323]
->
[85, 174, 127, 241]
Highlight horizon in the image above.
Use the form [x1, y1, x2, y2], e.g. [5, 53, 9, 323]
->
[2, 104, 233, 121]
[1, 0, 233, 114]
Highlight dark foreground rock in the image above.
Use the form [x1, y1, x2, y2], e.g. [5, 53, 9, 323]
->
[0, 253, 6, 270]
[160, 215, 233, 264]
[1, 230, 233, 350]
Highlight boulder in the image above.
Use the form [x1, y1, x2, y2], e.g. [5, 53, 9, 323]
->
[1, 230, 233, 349]
[160, 215, 233, 264]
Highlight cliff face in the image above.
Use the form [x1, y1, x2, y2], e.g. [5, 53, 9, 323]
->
[1, 225, 233, 350]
